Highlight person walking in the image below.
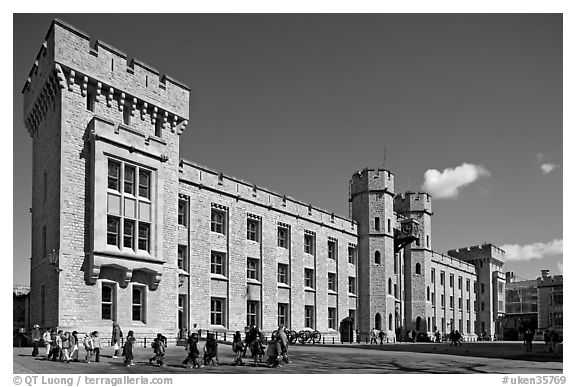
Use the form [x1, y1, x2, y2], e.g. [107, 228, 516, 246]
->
[112, 322, 123, 358]
[524, 328, 534, 352]
[203, 332, 220, 366]
[550, 329, 560, 354]
[51, 330, 61, 361]
[544, 329, 551, 352]
[83, 333, 94, 363]
[378, 330, 385, 345]
[149, 333, 166, 367]
[123, 331, 136, 367]
[183, 332, 202, 369]
[277, 325, 290, 364]
[454, 330, 463, 346]
[370, 327, 377, 344]
[92, 331, 101, 362]
[69, 331, 79, 361]
[356, 326, 361, 344]
[31, 324, 41, 357]
[61, 332, 71, 362]
[42, 328, 52, 358]
[232, 331, 244, 366]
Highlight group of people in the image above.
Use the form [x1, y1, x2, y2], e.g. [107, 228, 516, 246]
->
[369, 327, 387, 344]
[31, 325, 103, 363]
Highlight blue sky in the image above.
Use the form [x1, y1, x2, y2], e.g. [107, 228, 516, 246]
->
[12, 13, 563, 285]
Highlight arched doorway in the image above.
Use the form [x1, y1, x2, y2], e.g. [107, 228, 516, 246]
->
[375, 313, 382, 330]
[416, 316, 422, 331]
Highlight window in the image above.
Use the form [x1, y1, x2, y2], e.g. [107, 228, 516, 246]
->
[101, 284, 115, 320]
[458, 276, 462, 290]
[427, 287, 430, 301]
[211, 251, 226, 276]
[304, 305, 314, 328]
[466, 279, 470, 292]
[177, 245, 188, 270]
[211, 209, 226, 234]
[348, 277, 356, 294]
[328, 273, 337, 291]
[431, 291, 435, 305]
[178, 199, 188, 226]
[394, 253, 398, 274]
[247, 218, 259, 241]
[441, 294, 445, 307]
[123, 219, 135, 249]
[304, 268, 315, 288]
[132, 286, 145, 322]
[389, 314, 393, 331]
[328, 240, 336, 260]
[431, 269, 435, 283]
[474, 281, 477, 293]
[328, 308, 337, 329]
[375, 217, 380, 231]
[348, 246, 356, 264]
[440, 271, 445, 286]
[278, 227, 288, 248]
[246, 301, 259, 327]
[210, 298, 225, 326]
[441, 317, 445, 331]
[278, 264, 289, 285]
[426, 234, 429, 248]
[107, 216, 120, 246]
[480, 283, 485, 294]
[278, 303, 289, 328]
[449, 274, 454, 288]
[481, 302, 485, 311]
[415, 263, 421, 275]
[304, 234, 315, 254]
[155, 118, 163, 138]
[467, 320, 470, 334]
[387, 218, 391, 233]
[458, 297, 462, 310]
[388, 278, 392, 295]
[123, 104, 131, 125]
[498, 282, 504, 293]
[449, 295, 454, 309]
[466, 299, 470, 311]
[247, 258, 260, 280]
[375, 250, 381, 264]
[106, 159, 153, 254]
[86, 86, 96, 112]
[394, 284, 398, 299]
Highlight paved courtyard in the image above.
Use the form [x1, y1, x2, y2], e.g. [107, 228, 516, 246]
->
[13, 341, 563, 374]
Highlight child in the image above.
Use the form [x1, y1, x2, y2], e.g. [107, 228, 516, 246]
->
[83, 333, 94, 363]
[149, 333, 166, 367]
[123, 330, 136, 367]
[232, 331, 244, 366]
[183, 333, 201, 369]
[265, 332, 282, 368]
[92, 331, 101, 362]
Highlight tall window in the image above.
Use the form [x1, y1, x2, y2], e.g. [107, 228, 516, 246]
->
[481, 283, 485, 294]
[427, 286, 430, 301]
[278, 227, 288, 248]
[247, 258, 260, 280]
[415, 263, 421, 275]
[177, 245, 188, 270]
[426, 235, 430, 248]
[278, 303, 289, 328]
[458, 276, 462, 290]
[122, 104, 131, 125]
[305, 305, 314, 328]
[101, 284, 115, 320]
[178, 199, 188, 226]
[466, 279, 470, 292]
[86, 85, 96, 112]
[210, 298, 225, 326]
[106, 159, 152, 254]
[42, 225, 47, 257]
[247, 218, 259, 242]
[211, 251, 226, 276]
[466, 299, 470, 311]
[388, 278, 392, 295]
[211, 209, 226, 234]
[348, 245, 356, 264]
[449, 295, 454, 309]
[441, 294, 445, 307]
[304, 233, 315, 254]
[374, 217, 380, 231]
[458, 297, 462, 310]
[278, 264, 289, 285]
[387, 218, 391, 233]
[348, 276, 356, 294]
[449, 274, 454, 288]
[375, 250, 381, 264]
[431, 268, 435, 283]
[246, 301, 259, 327]
[328, 273, 337, 291]
[304, 268, 315, 288]
[132, 286, 145, 322]
[328, 308, 337, 329]
[440, 271, 445, 286]
[328, 240, 336, 260]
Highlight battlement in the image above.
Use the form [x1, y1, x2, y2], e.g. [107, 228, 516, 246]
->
[22, 19, 189, 135]
[430, 251, 476, 274]
[393, 191, 432, 214]
[447, 243, 505, 265]
[349, 167, 395, 196]
[538, 273, 563, 287]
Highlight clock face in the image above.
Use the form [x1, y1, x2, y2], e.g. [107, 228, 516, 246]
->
[401, 223, 413, 235]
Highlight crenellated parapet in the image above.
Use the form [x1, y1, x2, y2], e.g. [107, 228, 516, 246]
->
[394, 191, 432, 215]
[447, 243, 505, 266]
[349, 167, 395, 199]
[22, 19, 189, 138]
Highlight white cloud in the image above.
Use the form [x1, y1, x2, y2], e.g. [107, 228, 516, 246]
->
[501, 239, 563, 261]
[421, 163, 490, 199]
[540, 163, 559, 174]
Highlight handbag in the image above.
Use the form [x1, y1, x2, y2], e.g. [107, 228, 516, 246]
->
[114, 343, 120, 351]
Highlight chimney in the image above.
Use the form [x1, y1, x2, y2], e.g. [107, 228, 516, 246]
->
[541, 269, 549, 278]
[505, 271, 514, 283]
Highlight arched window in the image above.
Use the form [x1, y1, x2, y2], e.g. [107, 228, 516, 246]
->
[388, 278, 392, 295]
[394, 253, 398, 274]
[416, 316, 422, 331]
[415, 263, 421, 275]
[426, 286, 430, 301]
[389, 313, 393, 331]
[427, 317, 431, 332]
[375, 313, 382, 330]
[375, 251, 381, 265]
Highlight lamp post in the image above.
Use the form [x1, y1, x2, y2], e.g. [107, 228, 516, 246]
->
[47, 248, 62, 273]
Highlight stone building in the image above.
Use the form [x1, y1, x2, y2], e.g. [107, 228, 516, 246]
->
[22, 19, 504, 341]
[537, 270, 563, 333]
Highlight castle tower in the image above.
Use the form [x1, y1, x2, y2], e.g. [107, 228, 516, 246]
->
[23, 20, 189, 335]
[350, 168, 397, 339]
[447, 244, 506, 337]
[394, 192, 433, 334]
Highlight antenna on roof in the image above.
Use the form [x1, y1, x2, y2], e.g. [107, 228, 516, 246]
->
[382, 146, 387, 169]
